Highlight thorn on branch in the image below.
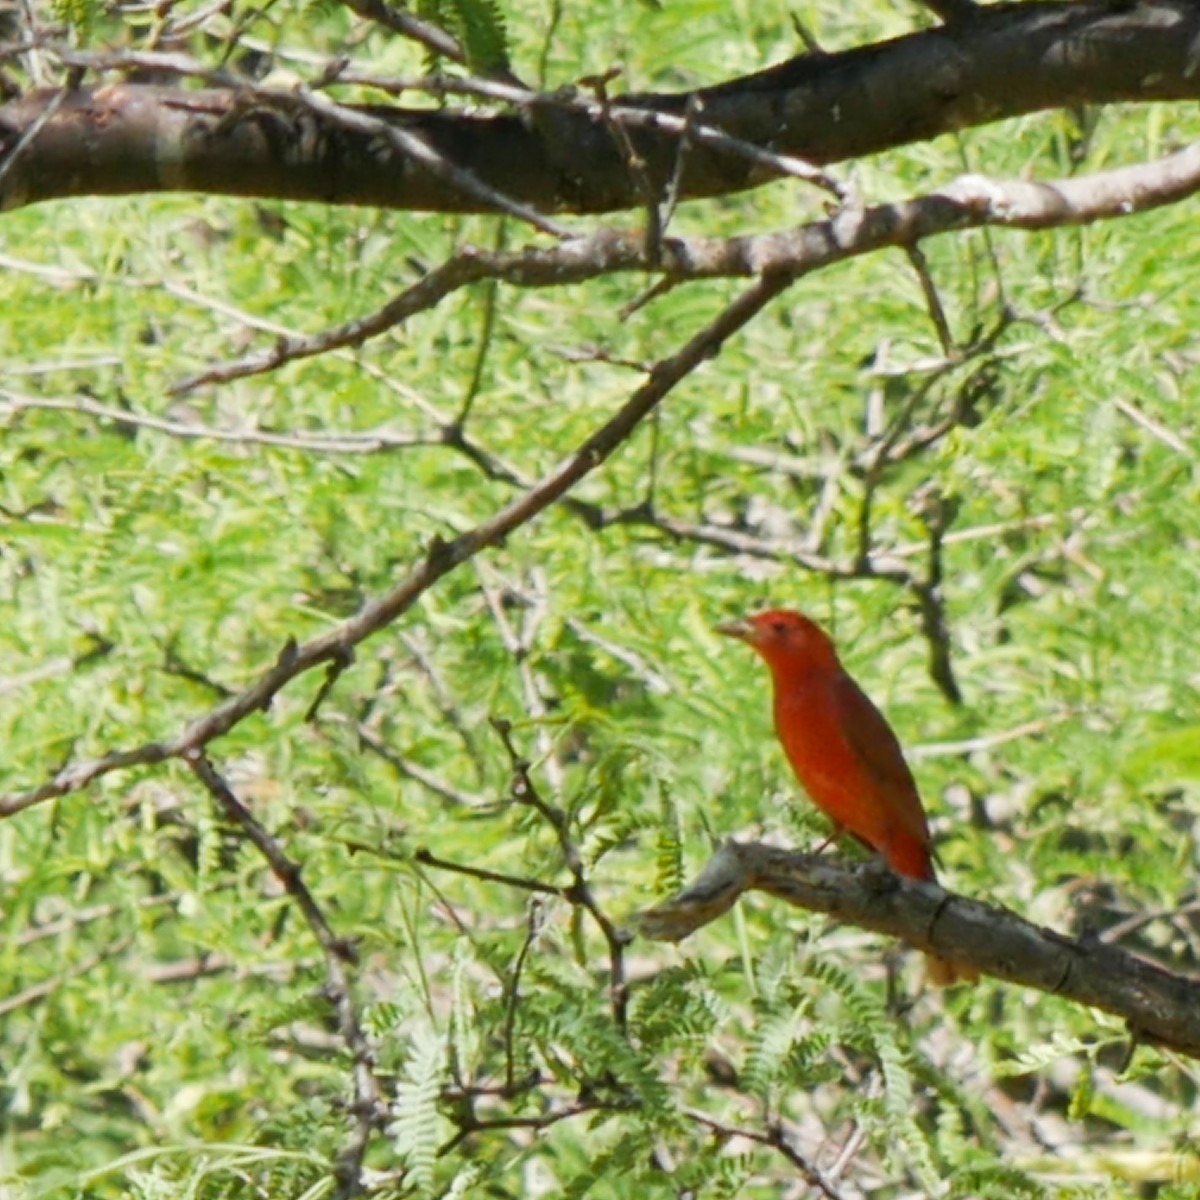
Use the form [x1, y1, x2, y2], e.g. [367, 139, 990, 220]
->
[425, 532, 460, 568]
[789, 13, 825, 56]
[305, 644, 355, 722]
[915, 0, 980, 23]
[275, 636, 300, 672]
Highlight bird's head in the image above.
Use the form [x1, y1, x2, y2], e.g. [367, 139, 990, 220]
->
[715, 608, 840, 673]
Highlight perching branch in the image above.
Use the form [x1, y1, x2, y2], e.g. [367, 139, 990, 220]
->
[632, 842, 1200, 1061]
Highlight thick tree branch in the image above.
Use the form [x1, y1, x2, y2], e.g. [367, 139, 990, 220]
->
[2, 0, 1199, 212]
[633, 842, 1200, 1061]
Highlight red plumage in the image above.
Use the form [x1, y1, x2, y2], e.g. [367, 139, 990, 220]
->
[718, 608, 975, 986]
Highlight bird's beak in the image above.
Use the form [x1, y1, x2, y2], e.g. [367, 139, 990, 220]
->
[715, 618, 753, 641]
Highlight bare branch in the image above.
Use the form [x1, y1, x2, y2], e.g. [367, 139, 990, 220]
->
[490, 718, 631, 1030]
[0, 386, 437, 453]
[184, 749, 384, 1198]
[0, 270, 793, 818]
[681, 1108, 847, 1200]
[1113, 394, 1195, 458]
[503, 898, 547, 1092]
[909, 711, 1071, 760]
[437, 1097, 633, 1157]
[904, 242, 954, 356]
[409, 847, 566, 898]
[0, 631, 113, 696]
[633, 842, 1200, 1061]
[352, 721, 485, 807]
[0, 937, 133, 1018]
[170, 141, 1200, 394]
[332, 0, 470, 73]
[476, 562, 565, 795]
[399, 631, 488, 779]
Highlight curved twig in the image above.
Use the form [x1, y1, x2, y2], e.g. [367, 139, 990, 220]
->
[169, 140, 1200, 394]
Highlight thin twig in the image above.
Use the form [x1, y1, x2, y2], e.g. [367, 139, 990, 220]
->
[1099, 898, 1200, 946]
[476, 561, 565, 795]
[681, 1108, 846, 1200]
[0, 632, 114, 696]
[503, 897, 546, 1092]
[399, 631, 488, 780]
[909, 713, 1070, 760]
[0, 937, 134, 1018]
[1113, 395, 1194, 458]
[352, 720, 485, 807]
[0, 387, 436, 454]
[184, 750, 383, 1198]
[490, 718, 631, 1030]
[410, 847, 567, 898]
[10, 894, 177, 946]
[437, 1097, 632, 1157]
[904, 242, 954, 356]
[0, 85, 64, 188]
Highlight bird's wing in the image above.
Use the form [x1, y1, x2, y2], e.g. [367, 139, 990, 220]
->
[830, 670, 931, 851]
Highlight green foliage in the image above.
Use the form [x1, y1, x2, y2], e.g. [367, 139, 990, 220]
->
[652, 783, 685, 897]
[49, 0, 97, 40]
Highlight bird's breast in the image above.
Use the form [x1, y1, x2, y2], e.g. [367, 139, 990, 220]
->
[771, 677, 878, 821]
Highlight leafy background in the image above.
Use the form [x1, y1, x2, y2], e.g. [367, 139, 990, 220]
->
[2, 0, 1200, 1195]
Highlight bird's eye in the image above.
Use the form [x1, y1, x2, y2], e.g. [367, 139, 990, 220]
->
[770, 620, 788, 634]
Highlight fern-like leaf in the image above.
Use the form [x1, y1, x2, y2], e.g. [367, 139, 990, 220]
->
[389, 1027, 449, 1192]
[416, 0, 511, 75]
[654, 783, 684, 898]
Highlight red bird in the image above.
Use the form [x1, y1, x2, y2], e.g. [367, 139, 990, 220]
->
[717, 608, 974, 986]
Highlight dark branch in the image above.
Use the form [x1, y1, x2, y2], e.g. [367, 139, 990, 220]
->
[3, 1, 1200, 212]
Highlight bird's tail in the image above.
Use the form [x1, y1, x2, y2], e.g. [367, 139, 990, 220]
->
[884, 830, 938, 881]
[924, 953, 979, 987]
[886, 833, 979, 987]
